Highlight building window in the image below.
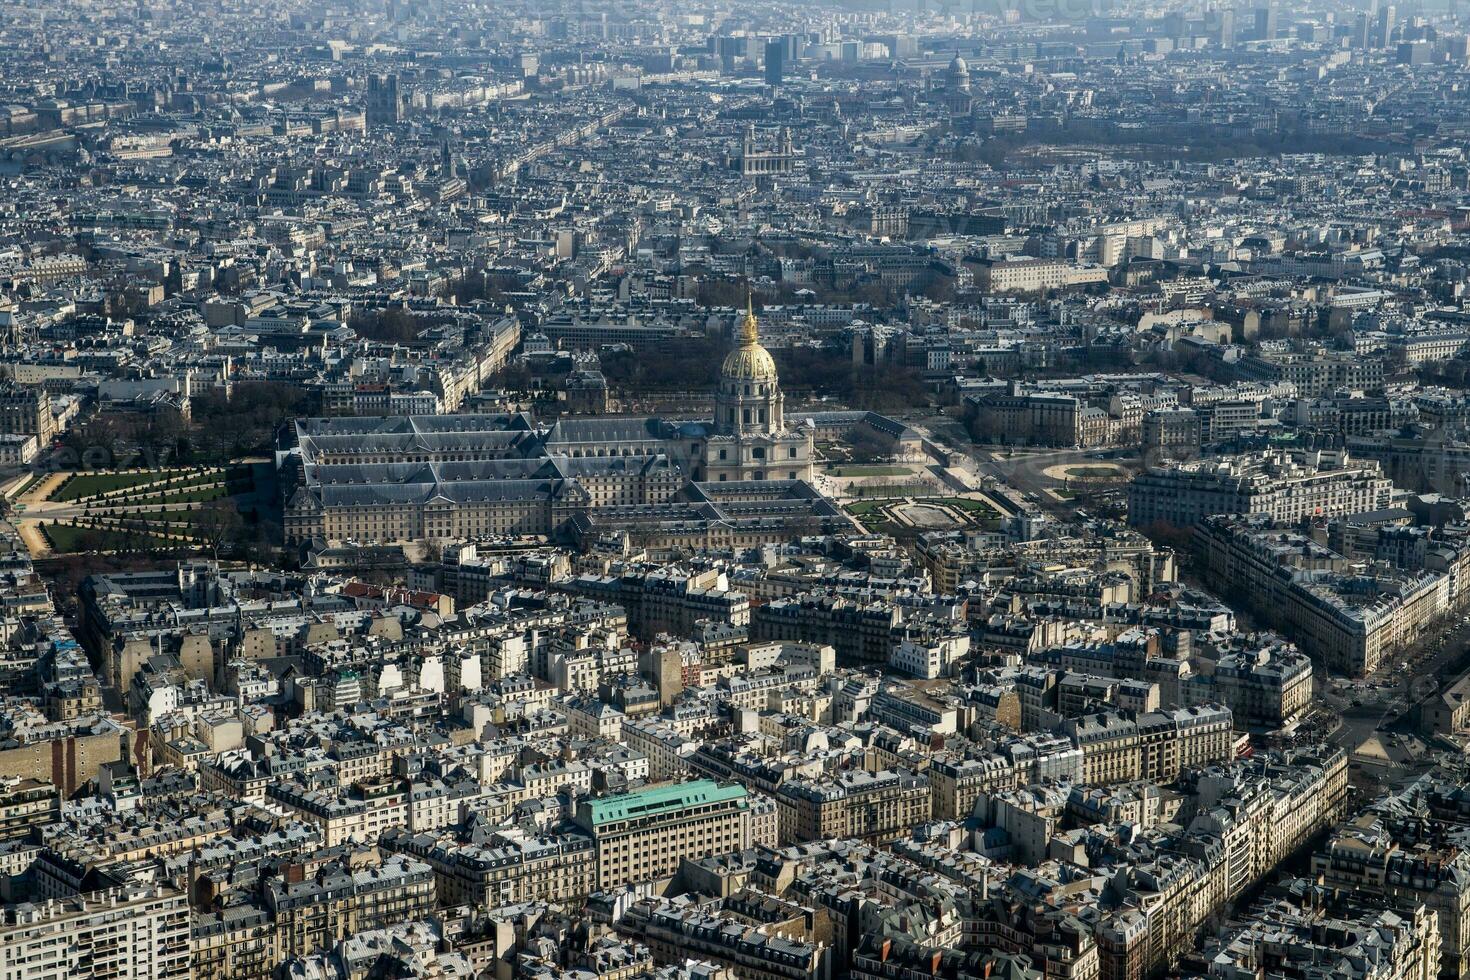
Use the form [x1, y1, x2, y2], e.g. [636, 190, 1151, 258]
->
[719, 449, 727, 460]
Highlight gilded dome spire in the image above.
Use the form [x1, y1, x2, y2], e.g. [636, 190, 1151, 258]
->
[720, 289, 778, 383]
[740, 291, 759, 346]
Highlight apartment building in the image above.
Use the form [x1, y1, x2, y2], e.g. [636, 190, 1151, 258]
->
[0, 884, 191, 980]
[869, 685, 963, 736]
[620, 717, 694, 782]
[1190, 638, 1313, 729]
[977, 783, 1068, 864]
[191, 900, 277, 980]
[1187, 746, 1350, 906]
[571, 780, 750, 891]
[1085, 748, 1350, 980]
[618, 895, 830, 980]
[1057, 704, 1233, 788]
[853, 938, 1039, 980]
[567, 567, 750, 641]
[1197, 515, 1462, 675]
[0, 776, 60, 841]
[1127, 449, 1392, 529]
[264, 854, 436, 960]
[1314, 807, 1470, 980]
[382, 826, 597, 907]
[774, 769, 931, 845]
[1060, 712, 1141, 786]
[1141, 408, 1203, 458]
[1095, 850, 1222, 980]
[265, 778, 409, 846]
[927, 754, 1016, 822]
[0, 382, 54, 444]
[1143, 704, 1235, 781]
[1210, 888, 1439, 980]
[974, 257, 1109, 294]
[752, 593, 900, 666]
[1236, 349, 1384, 398]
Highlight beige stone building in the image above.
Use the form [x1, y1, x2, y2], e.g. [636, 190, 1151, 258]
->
[1061, 712, 1141, 786]
[571, 779, 750, 891]
[0, 884, 190, 980]
[282, 303, 820, 547]
[382, 826, 596, 907]
[264, 854, 435, 961]
[702, 298, 813, 484]
[1314, 812, 1470, 980]
[774, 769, 931, 845]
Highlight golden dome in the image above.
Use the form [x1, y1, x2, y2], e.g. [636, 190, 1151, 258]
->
[721, 295, 779, 382]
[722, 344, 778, 381]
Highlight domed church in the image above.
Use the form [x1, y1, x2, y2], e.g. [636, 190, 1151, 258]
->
[280, 294, 901, 548]
[701, 296, 814, 483]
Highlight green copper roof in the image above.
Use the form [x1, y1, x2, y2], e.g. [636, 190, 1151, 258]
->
[579, 780, 747, 827]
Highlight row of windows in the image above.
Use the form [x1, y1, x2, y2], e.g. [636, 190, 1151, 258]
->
[716, 446, 800, 460]
[714, 471, 800, 482]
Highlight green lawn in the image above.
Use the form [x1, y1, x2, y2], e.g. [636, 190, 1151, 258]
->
[42, 523, 181, 553]
[49, 466, 236, 502]
[827, 464, 913, 477]
[843, 503, 897, 534]
[51, 471, 173, 501]
[940, 497, 1000, 516]
[129, 484, 231, 506]
[128, 508, 209, 525]
[1064, 466, 1124, 480]
[100, 511, 211, 531]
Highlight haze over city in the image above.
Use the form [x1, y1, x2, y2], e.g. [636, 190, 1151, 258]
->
[2, 1, 1470, 978]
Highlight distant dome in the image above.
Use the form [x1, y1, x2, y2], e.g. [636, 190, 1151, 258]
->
[948, 54, 969, 75]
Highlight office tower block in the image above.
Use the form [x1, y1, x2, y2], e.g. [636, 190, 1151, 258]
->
[765, 39, 784, 86]
[1218, 8, 1236, 46]
[1377, 4, 1396, 47]
[1254, 5, 1277, 40]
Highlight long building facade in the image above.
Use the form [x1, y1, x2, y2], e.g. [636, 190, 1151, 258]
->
[1128, 449, 1392, 529]
[280, 304, 828, 547]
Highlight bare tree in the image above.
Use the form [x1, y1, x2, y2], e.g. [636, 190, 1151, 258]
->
[195, 500, 245, 560]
